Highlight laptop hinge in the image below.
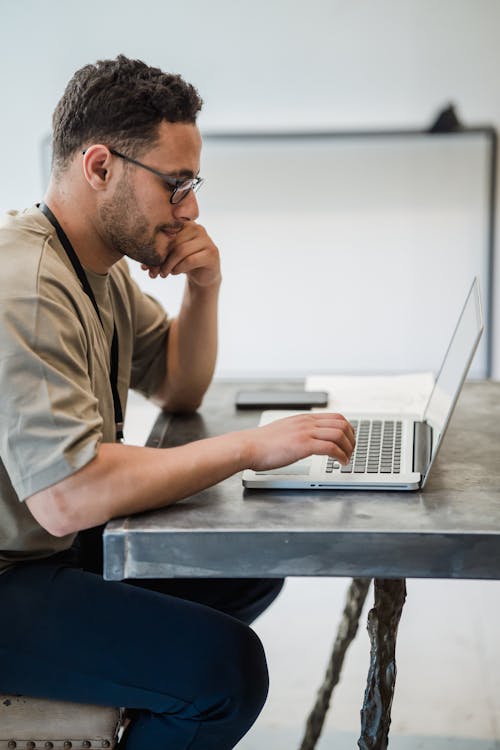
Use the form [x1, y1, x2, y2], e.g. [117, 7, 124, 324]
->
[413, 421, 433, 474]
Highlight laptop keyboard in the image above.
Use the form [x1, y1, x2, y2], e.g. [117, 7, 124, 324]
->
[327, 419, 402, 475]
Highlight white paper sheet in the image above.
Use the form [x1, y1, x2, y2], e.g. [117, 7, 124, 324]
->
[306, 372, 435, 418]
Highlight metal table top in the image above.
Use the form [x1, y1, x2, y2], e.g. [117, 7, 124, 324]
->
[103, 380, 500, 581]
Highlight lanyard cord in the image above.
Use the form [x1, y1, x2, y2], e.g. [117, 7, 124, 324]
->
[39, 203, 124, 442]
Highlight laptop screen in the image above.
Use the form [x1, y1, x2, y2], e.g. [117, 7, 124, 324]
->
[421, 277, 484, 485]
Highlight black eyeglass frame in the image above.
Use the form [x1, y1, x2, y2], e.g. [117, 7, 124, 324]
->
[82, 147, 204, 204]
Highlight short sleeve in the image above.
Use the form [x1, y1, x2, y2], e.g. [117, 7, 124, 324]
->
[0, 291, 103, 501]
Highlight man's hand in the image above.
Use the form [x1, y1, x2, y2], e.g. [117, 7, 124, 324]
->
[142, 223, 221, 288]
[242, 412, 356, 472]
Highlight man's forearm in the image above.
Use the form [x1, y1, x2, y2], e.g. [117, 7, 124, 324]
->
[26, 411, 356, 538]
[154, 278, 221, 411]
[27, 431, 248, 538]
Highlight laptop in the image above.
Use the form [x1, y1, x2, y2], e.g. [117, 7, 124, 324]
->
[242, 278, 484, 491]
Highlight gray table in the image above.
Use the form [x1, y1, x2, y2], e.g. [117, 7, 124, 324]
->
[103, 379, 500, 748]
[104, 380, 500, 581]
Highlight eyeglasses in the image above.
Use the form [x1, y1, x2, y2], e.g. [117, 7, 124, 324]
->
[83, 147, 204, 204]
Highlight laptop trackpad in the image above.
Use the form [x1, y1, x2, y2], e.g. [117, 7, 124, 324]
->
[255, 458, 312, 476]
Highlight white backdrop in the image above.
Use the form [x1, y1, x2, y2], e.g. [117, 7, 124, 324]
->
[129, 132, 491, 377]
[2, 0, 500, 376]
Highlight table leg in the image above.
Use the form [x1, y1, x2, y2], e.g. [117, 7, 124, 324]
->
[357, 577, 407, 750]
[298, 578, 372, 750]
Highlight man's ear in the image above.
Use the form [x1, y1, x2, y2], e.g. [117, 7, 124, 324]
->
[81, 145, 115, 191]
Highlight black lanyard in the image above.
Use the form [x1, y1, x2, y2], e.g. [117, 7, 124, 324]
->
[39, 203, 124, 442]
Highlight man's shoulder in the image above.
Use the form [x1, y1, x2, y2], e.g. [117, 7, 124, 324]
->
[0, 206, 50, 244]
[0, 208, 48, 298]
[0, 206, 81, 309]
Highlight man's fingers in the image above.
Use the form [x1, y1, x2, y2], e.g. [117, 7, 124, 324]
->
[311, 427, 355, 460]
[160, 237, 208, 276]
[309, 414, 356, 444]
[285, 412, 356, 462]
[141, 263, 162, 278]
[291, 413, 356, 450]
[309, 439, 351, 466]
[167, 250, 210, 277]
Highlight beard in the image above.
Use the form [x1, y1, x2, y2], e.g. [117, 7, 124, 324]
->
[98, 174, 175, 267]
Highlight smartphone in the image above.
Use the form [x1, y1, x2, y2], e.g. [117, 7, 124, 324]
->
[235, 389, 329, 410]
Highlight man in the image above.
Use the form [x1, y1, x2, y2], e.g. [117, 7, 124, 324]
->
[0, 55, 355, 749]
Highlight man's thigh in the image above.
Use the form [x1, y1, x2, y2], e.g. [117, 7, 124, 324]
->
[0, 561, 265, 709]
[125, 577, 285, 625]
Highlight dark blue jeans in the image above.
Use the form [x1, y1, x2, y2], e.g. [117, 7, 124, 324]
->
[0, 527, 284, 749]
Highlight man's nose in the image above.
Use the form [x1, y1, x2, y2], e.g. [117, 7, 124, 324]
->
[173, 190, 199, 221]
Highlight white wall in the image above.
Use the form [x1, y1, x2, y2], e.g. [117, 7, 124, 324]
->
[2, 0, 500, 376]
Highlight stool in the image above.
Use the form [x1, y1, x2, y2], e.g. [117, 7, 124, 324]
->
[0, 695, 123, 750]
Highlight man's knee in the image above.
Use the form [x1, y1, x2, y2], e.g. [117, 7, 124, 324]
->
[231, 624, 269, 725]
[185, 619, 269, 732]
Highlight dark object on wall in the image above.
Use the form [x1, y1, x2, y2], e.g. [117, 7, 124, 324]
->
[429, 103, 463, 133]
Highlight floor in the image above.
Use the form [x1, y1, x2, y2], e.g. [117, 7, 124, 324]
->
[125, 392, 500, 749]
[238, 577, 500, 749]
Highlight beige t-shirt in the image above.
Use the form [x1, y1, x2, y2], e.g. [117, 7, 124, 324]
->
[0, 206, 170, 573]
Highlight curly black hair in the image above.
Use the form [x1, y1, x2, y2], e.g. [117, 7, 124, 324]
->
[51, 54, 203, 173]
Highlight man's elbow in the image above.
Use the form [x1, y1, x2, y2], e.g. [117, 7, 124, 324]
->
[26, 485, 77, 538]
[154, 390, 204, 414]
[165, 397, 203, 414]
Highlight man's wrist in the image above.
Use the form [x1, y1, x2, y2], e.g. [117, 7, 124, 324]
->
[232, 429, 256, 472]
[187, 273, 222, 295]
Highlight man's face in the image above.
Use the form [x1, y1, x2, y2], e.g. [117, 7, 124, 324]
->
[98, 121, 202, 267]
